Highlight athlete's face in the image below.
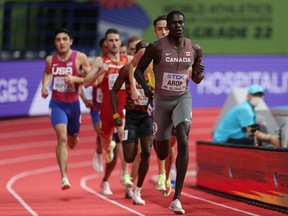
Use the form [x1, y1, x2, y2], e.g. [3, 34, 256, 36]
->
[119, 45, 127, 55]
[167, 13, 185, 38]
[127, 40, 141, 56]
[105, 33, 121, 55]
[54, 32, 73, 53]
[154, 20, 169, 39]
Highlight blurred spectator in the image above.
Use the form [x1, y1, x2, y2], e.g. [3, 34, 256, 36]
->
[212, 84, 281, 147]
[127, 35, 142, 56]
[120, 41, 127, 55]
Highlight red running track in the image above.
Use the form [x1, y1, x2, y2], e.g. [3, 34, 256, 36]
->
[0, 108, 283, 216]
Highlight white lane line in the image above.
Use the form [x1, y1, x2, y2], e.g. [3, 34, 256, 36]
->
[0, 114, 217, 127]
[6, 161, 146, 216]
[0, 136, 96, 152]
[150, 171, 260, 216]
[3, 125, 257, 216]
[0, 116, 91, 127]
[0, 149, 92, 166]
[82, 165, 259, 215]
[0, 128, 54, 139]
[0, 118, 49, 126]
[181, 191, 260, 216]
[0, 149, 193, 166]
[0, 125, 212, 143]
[6, 161, 90, 216]
[0, 124, 93, 139]
[81, 174, 145, 216]
[6, 165, 60, 216]
[5, 152, 258, 216]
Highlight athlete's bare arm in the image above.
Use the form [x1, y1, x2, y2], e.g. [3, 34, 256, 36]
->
[64, 52, 91, 84]
[127, 54, 134, 63]
[191, 43, 204, 84]
[128, 49, 146, 101]
[134, 43, 160, 97]
[83, 56, 104, 88]
[110, 65, 128, 127]
[41, 56, 53, 98]
[78, 52, 92, 77]
[79, 85, 93, 108]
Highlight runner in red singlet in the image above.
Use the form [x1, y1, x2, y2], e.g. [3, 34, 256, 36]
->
[80, 38, 109, 173]
[83, 28, 134, 196]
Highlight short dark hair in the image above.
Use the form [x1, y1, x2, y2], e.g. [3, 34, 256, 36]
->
[153, 15, 166, 27]
[99, 38, 105, 48]
[127, 35, 142, 45]
[167, 10, 185, 24]
[135, 40, 149, 54]
[54, 27, 72, 39]
[105, 28, 119, 38]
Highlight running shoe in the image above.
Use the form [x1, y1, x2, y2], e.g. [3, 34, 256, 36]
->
[122, 173, 133, 188]
[92, 152, 103, 172]
[162, 178, 172, 197]
[168, 199, 185, 214]
[61, 177, 71, 190]
[105, 140, 116, 163]
[132, 190, 145, 205]
[156, 173, 166, 191]
[125, 188, 133, 199]
[101, 181, 113, 195]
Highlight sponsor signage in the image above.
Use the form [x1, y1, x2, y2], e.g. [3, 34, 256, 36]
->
[135, 0, 288, 54]
[1, 55, 287, 117]
[197, 142, 288, 208]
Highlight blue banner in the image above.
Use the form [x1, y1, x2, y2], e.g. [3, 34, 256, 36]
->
[1, 56, 288, 118]
[190, 55, 288, 107]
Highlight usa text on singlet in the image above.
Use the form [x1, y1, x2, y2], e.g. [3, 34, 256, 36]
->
[51, 50, 80, 102]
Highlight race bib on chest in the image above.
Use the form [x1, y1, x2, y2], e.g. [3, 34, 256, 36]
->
[161, 72, 187, 91]
[108, 73, 125, 90]
[53, 77, 75, 92]
[134, 89, 149, 105]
